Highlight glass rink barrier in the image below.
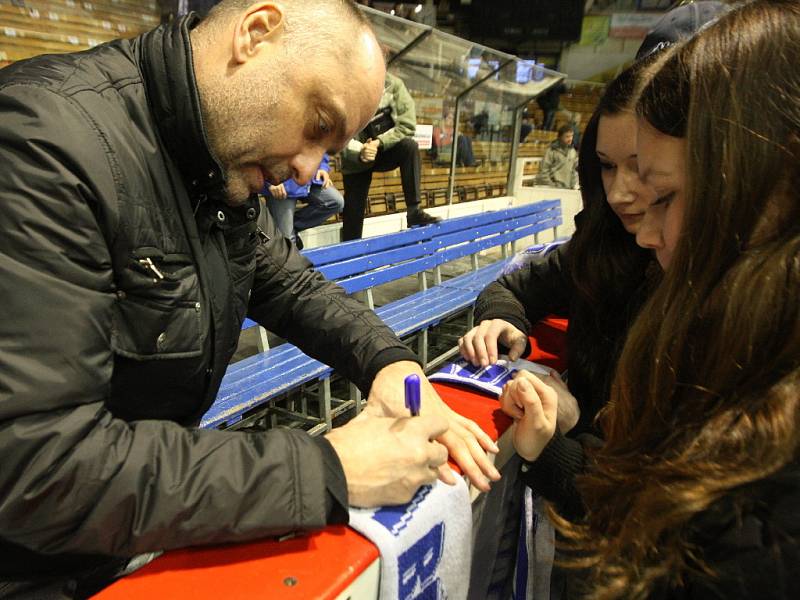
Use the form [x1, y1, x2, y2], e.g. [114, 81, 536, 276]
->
[350, 6, 565, 217]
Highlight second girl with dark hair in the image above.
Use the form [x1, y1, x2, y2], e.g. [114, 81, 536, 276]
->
[460, 57, 658, 516]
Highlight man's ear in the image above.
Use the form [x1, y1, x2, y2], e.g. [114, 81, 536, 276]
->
[232, 2, 285, 65]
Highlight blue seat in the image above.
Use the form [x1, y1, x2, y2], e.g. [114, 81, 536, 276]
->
[201, 200, 562, 432]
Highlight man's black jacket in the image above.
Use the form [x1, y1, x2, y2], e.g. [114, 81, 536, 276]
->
[0, 16, 418, 580]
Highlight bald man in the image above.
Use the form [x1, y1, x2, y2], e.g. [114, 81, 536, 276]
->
[0, 1, 499, 595]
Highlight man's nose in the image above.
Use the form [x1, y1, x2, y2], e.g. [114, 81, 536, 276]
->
[290, 149, 324, 185]
[636, 207, 663, 251]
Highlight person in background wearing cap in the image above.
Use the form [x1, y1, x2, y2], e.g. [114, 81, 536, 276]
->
[635, 0, 730, 59]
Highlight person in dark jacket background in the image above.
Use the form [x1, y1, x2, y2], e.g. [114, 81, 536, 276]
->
[536, 80, 565, 131]
[0, 1, 500, 596]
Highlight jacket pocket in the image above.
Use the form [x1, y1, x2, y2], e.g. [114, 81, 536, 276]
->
[112, 249, 204, 359]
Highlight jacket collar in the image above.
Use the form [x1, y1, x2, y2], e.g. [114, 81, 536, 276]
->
[137, 14, 226, 202]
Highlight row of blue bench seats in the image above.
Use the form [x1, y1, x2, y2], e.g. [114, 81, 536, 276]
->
[200, 200, 562, 434]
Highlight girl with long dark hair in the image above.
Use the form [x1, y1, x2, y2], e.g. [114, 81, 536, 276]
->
[461, 57, 658, 515]
[506, 1, 800, 596]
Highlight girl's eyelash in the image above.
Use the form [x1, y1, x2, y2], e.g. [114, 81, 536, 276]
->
[654, 191, 676, 206]
[599, 162, 615, 170]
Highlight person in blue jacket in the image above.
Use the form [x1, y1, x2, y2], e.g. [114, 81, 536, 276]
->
[262, 154, 344, 249]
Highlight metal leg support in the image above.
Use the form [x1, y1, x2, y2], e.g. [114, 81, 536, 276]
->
[420, 328, 429, 369]
[320, 377, 332, 431]
[256, 326, 270, 352]
[350, 382, 363, 415]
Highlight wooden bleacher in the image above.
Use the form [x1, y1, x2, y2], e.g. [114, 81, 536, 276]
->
[0, 6, 597, 223]
[0, 0, 158, 64]
[324, 129, 556, 222]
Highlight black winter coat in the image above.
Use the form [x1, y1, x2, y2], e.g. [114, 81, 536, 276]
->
[649, 461, 800, 599]
[0, 16, 417, 582]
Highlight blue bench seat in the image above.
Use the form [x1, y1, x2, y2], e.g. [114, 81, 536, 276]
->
[202, 345, 330, 430]
[201, 200, 562, 432]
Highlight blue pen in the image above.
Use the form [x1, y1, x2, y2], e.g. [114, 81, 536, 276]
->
[404, 374, 421, 416]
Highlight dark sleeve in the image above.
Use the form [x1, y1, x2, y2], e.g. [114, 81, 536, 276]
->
[518, 430, 601, 520]
[313, 437, 350, 525]
[246, 233, 420, 395]
[0, 84, 339, 558]
[473, 241, 573, 336]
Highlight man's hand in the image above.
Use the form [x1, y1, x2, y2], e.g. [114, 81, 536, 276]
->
[269, 183, 287, 200]
[316, 169, 331, 189]
[325, 412, 449, 507]
[458, 319, 528, 367]
[499, 370, 557, 461]
[359, 138, 380, 163]
[366, 361, 501, 492]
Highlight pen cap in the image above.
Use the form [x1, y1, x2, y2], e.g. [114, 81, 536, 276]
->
[404, 374, 421, 415]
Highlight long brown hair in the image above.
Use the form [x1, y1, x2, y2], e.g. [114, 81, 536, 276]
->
[560, 2, 800, 597]
[570, 56, 656, 309]
[561, 58, 658, 430]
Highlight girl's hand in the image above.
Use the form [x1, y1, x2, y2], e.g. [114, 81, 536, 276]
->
[499, 370, 558, 461]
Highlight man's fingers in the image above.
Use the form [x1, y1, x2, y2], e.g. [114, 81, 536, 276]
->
[439, 416, 501, 481]
[458, 428, 501, 481]
[427, 438, 449, 468]
[461, 417, 500, 454]
[436, 464, 458, 486]
[442, 431, 491, 492]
